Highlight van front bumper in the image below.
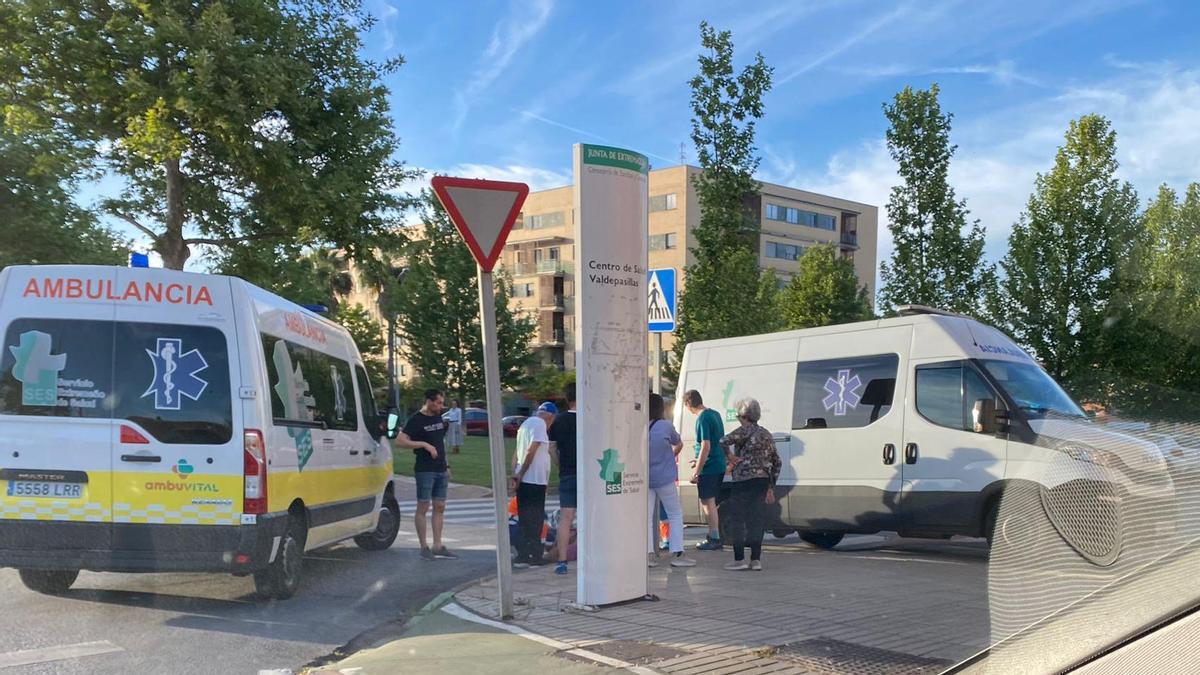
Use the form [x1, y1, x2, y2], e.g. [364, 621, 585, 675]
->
[0, 514, 288, 574]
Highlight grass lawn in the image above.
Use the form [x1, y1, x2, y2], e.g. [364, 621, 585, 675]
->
[394, 435, 552, 488]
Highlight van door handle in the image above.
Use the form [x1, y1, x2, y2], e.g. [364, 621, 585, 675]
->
[882, 444, 896, 465]
[349, 450, 360, 456]
[363, 449, 372, 456]
[905, 443, 919, 464]
[121, 454, 162, 463]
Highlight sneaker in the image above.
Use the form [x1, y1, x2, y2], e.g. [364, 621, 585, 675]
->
[647, 552, 659, 568]
[659, 541, 670, 551]
[434, 546, 459, 560]
[669, 553, 696, 568]
[555, 562, 569, 575]
[750, 560, 763, 571]
[724, 560, 750, 571]
[513, 561, 531, 569]
[696, 539, 724, 551]
[420, 547, 435, 561]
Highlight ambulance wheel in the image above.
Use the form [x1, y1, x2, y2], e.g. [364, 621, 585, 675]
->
[799, 531, 845, 550]
[19, 569, 78, 595]
[355, 498, 401, 551]
[255, 520, 305, 600]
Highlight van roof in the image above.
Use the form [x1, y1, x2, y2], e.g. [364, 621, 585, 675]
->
[0, 264, 346, 335]
[683, 312, 1034, 364]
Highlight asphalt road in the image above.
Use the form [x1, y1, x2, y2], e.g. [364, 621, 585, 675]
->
[0, 523, 500, 674]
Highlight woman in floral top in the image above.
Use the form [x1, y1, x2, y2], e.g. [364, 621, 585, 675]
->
[719, 397, 782, 571]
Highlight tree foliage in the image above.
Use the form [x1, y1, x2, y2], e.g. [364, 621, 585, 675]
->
[385, 194, 535, 402]
[332, 302, 388, 399]
[0, 120, 127, 270]
[994, 115, 1139, 395]
[1100, 184, 1200, 418]
[1, 0, 416, 269]
[778, 244, 873, 329]
[213, 245, 355, 312]
[523, 367, 576, 408]
[670, 22, 776, 380]
[878, 85, 992, 316]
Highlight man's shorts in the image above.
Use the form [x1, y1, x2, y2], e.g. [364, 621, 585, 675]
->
[697, 473, 724, 501]
[415, 471, 449, 502]
[558, 474, 577, 509]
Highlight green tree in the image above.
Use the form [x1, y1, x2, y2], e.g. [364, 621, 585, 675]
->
[385, 194, 535, 402]
[1101, 184, 1200, 418]
[333, 302, 388, 400]
[878, 85, 992, 315]
[995, 115, 1139, 394]
[213, 245, 355, 311]
[778, 244, 873, 329]
[0, 121, 127, 270]
[523, 367, 576, 407]
[2, 0, 416, 270]
[670, 22, 776, 379]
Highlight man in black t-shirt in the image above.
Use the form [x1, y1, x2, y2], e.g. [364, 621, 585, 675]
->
[394, 388, 458, 561]
[547, 382, 577, 575]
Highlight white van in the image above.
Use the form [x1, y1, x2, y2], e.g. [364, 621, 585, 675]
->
[0, 265, 399, 599]
[676, 307, 1174, 562]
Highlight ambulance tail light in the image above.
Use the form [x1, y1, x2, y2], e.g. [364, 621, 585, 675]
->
[243, 429, 268, 515]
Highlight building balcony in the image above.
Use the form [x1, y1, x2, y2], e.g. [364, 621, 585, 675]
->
[840, 231, 859, 248]
[509, 259, 572, 277]
[536, 328, 572, 346]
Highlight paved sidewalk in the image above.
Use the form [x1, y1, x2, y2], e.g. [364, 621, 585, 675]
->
[456, 530, 990, 674]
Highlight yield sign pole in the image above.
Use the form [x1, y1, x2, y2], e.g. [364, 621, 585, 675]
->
[430, 175, 528, 620]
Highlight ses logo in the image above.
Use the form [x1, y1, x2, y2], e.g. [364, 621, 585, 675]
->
[598, 448, 625, 495]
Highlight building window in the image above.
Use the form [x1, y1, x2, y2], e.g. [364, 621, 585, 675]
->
[765, 240, 803, 261]
[527, 212, 565, 229]
[649, 233, 678, 250]
[766, 203, 838, 231]
[649, 193, 678, 212]
[513, 283, 534, 298]
[548, 246, 559, 260]
[399, 364, 406, 377]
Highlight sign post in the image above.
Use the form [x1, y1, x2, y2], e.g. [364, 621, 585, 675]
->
[573, 143, 650, 607]
[430, 175, 528, 620]
[647, 268, 676, 395]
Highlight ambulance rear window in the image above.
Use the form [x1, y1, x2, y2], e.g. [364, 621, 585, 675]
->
[111, 322, 233, 445]
[1, 318, 115, 418]
[1, 319, 233, 444]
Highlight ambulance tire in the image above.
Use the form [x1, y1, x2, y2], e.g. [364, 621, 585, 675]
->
[799, 530, 845, 550]
[355, 497, 401, 551]
[254, 519, 305, 600]
[18, 569, 78, 595]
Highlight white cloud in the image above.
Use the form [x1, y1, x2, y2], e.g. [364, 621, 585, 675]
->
[777, 3, 918, 85]
[453, 0, 555, 132]
[928, 60, 1043, 87]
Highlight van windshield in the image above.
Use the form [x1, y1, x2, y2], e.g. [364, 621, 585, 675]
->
[981, 359, 1086, 419]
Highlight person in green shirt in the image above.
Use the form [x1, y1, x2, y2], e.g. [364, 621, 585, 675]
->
[684, 389, 727, 551]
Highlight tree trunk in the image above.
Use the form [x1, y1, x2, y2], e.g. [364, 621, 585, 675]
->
[157, 158, 190, 270]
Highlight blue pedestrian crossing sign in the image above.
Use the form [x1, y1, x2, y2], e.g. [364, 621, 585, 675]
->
[647, 268, 677, 333]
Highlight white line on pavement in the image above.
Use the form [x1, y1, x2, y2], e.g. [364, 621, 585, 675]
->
[440, 603, 658, 675]
[0, 641, 124, 669]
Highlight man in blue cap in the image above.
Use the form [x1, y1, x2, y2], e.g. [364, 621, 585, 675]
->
[511, 401, 557, 566]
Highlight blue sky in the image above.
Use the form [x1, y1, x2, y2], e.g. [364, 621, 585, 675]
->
[107, 0, 1200, 268]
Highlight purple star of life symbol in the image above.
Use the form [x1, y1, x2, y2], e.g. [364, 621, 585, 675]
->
[822, 369, 863, 416]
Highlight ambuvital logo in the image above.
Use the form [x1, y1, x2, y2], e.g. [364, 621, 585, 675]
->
[172, 459, 194, 479]
[598, 448, 625, 495]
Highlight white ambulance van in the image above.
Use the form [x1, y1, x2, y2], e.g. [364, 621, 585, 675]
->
[676, 307, 1174, 563]
[0, 265, 399, 599]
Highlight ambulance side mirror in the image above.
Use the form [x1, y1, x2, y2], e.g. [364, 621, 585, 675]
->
[386, 410, 400, 439]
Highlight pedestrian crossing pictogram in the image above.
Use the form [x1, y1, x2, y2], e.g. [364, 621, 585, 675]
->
[647, 268, 676, 332]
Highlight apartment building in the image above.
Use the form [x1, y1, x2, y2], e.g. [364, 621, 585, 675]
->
[503, 164, 878, 372]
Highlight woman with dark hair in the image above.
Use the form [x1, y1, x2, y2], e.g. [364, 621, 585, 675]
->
[647, 393, 695, 567]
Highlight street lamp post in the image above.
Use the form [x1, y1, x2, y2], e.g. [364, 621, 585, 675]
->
[379, 267, 407, 412]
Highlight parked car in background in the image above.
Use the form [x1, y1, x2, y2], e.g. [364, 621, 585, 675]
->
[444, 407, 489, 436]
[502, 415, 527, 437]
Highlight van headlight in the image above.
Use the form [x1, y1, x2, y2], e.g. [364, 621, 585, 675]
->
[1059, 442, 1118, 467]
